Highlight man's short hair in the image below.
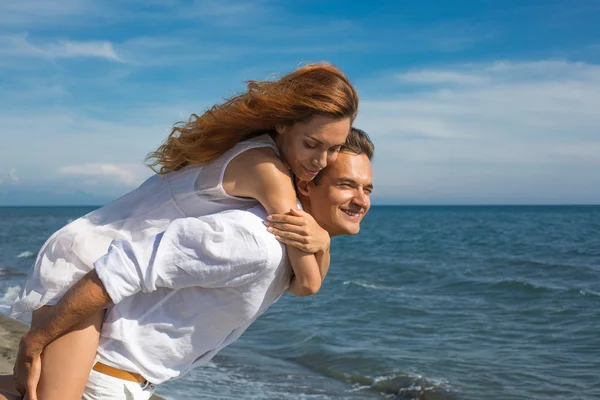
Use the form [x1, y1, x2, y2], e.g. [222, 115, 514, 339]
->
[313, 127, 374, 184]
[341, 127, 374, 160]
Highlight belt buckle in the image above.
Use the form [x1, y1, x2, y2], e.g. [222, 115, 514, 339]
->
[140, 380, 155, 390]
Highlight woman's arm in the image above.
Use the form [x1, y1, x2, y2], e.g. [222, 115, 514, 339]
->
[264, 208, 332, 291]
[223, 148, 328, 296]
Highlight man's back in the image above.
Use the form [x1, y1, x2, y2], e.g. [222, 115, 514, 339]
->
[93, 206, 291, 384]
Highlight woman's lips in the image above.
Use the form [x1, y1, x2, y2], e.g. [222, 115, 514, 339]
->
[303, 166, 320, 176]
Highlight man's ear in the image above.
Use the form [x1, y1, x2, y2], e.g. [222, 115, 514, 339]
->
[296, 178, 311, 197]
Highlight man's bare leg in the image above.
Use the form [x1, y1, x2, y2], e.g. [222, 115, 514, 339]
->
[29, 306, 104, 400]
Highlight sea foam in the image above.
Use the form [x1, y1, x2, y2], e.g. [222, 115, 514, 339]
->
[16, 251, 35, 259]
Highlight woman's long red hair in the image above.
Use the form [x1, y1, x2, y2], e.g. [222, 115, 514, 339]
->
[146, 63, 359, 174]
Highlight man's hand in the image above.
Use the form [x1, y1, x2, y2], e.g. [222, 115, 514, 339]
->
[265, 209, 330, 254]
[13, 333, 43, 400]
[11, 270, 113, 400]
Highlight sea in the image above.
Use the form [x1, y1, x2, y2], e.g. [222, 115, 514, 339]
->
[0, 205, 598, 400]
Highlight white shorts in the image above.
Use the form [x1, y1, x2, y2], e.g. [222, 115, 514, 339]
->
[82, 369, 156, 400]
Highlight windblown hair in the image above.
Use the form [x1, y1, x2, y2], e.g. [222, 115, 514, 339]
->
[146, 63, 359, 174]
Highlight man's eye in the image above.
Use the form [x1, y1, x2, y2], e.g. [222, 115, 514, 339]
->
[328, 146, 341, 153]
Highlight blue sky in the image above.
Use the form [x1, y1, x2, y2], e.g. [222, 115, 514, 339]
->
[1, 0, 599, 205]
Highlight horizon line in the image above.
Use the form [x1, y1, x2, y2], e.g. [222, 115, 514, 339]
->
[0, 204, 598, 208]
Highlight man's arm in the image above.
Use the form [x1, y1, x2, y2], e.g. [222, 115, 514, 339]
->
[14, 270, 112, 398]
[23, 270, 111, 355]
[22, 270, 111, 356]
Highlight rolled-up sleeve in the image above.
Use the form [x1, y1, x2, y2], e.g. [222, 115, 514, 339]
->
[94, 213, 268, 304]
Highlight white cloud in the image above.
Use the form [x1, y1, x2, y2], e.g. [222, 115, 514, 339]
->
[359, 60, 600, 142]
[356, 60, 600, 203]
[0, 34, 122, 61]
[46, 40, 122, 61]
[398, 70, 489, 85]
[57, 164, 146, 186]
[9, 168, 18, 183]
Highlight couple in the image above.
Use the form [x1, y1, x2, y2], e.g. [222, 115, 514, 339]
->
[2, 63, 375, 399]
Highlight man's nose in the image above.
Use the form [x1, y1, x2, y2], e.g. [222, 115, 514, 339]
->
[352, 188, 369, 208]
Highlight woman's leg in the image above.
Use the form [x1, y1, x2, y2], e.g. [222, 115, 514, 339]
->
[30, 306, 104, 400]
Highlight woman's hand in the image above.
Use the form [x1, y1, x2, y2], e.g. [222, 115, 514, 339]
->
[264, 208, 330, 254]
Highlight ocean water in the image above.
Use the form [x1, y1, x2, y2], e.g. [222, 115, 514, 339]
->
[0, 205, 598, 400]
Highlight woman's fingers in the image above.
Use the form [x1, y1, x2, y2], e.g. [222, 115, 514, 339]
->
[266, 213, 304, 226]
[266, 222, 307, 235]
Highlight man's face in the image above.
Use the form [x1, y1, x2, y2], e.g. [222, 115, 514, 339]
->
[304, 152, 373, 237]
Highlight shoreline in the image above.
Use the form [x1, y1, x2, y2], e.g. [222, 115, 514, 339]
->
[0, 315, 165, 400]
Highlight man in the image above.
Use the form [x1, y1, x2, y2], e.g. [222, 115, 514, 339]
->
[11, 128, 374, 400]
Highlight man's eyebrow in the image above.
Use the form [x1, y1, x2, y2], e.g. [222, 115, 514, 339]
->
[337, 177, 374, 190]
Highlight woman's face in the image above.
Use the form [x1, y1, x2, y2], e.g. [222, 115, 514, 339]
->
[276, 115, 351, 181]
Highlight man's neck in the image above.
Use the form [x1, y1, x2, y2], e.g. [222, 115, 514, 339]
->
[298, 196, 311, 215]
[298, 197, 337, 238]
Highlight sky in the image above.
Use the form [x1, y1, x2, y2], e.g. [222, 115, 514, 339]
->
[1, 0, 599, 205]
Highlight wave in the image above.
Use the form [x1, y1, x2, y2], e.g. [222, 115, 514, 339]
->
[370, 373, 459, 400]
[16, 251, 35, 259]
[491, 280, 600, 299]
[577, 289, 600, 298]
[343, 280, 403, 292]
[290, 350, 461, 399]
[0, 285, 21, 310]
[0, 267, 27, 278]
[325, 370, 459, 399]
[489, 279, 552, 293]
[434, 277, 563, 296]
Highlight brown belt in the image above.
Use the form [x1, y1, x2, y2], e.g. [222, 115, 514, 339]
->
[92, 361, 150, 384]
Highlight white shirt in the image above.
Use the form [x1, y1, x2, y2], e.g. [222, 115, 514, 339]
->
[93, 206, 291, 384]
[11, 135, 278, 322]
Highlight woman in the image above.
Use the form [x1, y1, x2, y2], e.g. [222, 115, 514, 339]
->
[5, 62, 358, 400]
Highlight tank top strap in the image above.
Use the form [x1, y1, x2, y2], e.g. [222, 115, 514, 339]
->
[195, 134, 279, 194]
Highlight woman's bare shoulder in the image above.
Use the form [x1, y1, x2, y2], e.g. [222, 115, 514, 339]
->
[232, 146, 285, 169]
[223, 146, 292, 199]
[227, 147, 289, 179]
